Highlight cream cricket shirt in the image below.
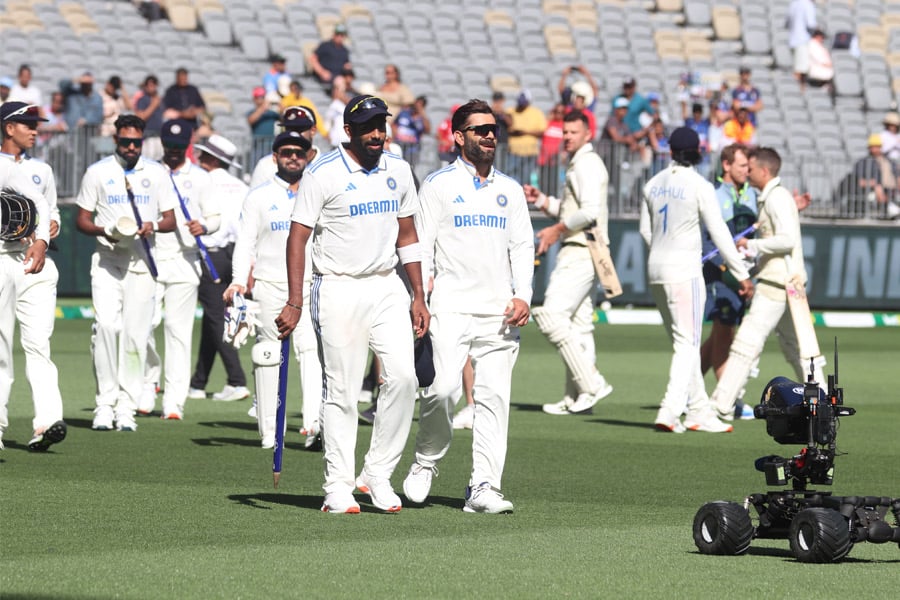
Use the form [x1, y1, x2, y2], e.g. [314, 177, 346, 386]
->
[559, 143, 610, 246]
[417, 157, 534, 315]
[291, 145, 418, 276]
[75, 155, 175, 272]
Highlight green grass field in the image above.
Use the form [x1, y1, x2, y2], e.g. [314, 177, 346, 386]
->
[2, 319, 898, 599]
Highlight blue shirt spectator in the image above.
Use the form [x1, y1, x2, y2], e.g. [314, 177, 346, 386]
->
[60, 72, 103, 130]
[613, 78, 654, 133]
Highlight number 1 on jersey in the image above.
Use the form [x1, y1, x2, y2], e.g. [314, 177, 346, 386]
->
[658, 203, 668, 233]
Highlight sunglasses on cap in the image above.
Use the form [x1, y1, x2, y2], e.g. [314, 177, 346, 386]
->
[117, 137, 144, 148]
[4, 104, 42, 120]
[348, 96, 388, 114]
[277, 147, 306, 158]
[460, 124, 499, 137]
[163, 142, 188, 150]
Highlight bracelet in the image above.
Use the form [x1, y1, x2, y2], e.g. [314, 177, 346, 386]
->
[285, 302, 302, 311]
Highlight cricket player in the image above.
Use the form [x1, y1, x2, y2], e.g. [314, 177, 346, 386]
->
[75, 114, 177, 432]
[225, 131, 320, 450]
[275, 94, 429, 514]
[0, 103, 56, 451]
[640, 127, 753, 433]
[524, 110, 614, 415]
[710, 147, 826, 420]
[142, 119, 219, 420]
[249, 106, 320, 188]
[402, 99, 533, 513]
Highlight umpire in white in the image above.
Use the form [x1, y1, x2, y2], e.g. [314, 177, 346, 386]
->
[402, 99, 533, 513]
[276, 95, 429, 514]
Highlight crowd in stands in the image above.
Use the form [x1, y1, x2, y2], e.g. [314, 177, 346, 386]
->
[0, 1, 896, 221]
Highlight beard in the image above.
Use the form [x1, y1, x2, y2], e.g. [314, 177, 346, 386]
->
[464, 136, 495, 165]
[278, 164, 305, 184]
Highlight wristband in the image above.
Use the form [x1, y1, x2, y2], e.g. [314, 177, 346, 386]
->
[152, 221, 159, 232]
[397, 242, 422, 264]
[533, 193, 548, 210]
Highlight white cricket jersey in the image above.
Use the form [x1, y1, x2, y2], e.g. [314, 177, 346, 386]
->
[0, 159, 49, 253]
[76, 155, 175, 270]
[0, 152, 58, 223]
[558, 143, 610, 245]
[417, 158, 534, 315]
[202, 167, 247, 249]
[639, 162, 750, 284]
[232, 175, 296, 286]
[158, 160, 219, 260]
[292, 145, 418, 276]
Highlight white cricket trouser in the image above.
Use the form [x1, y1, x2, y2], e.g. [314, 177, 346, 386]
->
[311, 271, 417, 495]
[539, 244, 606, 396]
[414, 313, 520, 489]
[651, 277, 713, 419]
[0, 253, 63, 434]
[252, 279, 317, 441]
[90, 252, 156, 417]
[145, 254, 200, 414]
[712, 283, 824, 415]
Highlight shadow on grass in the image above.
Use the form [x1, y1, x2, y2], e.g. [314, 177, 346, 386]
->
[588, 418, 658, 430]
[66, 418, 96, 430]
[197, 420, 259, 432]
[689, 546, 900, 564]
[510, 403, 544, 412]
[228, 492, 323, 511]
[401, 495, 465, 511]
[191, 437, 309, 451]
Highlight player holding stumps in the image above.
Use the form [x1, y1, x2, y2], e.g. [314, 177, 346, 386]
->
[524, 110, 614, 415]
[276, 95, 429, 514]
[402, 99, 533, 513]
[640, 127, 754, 433]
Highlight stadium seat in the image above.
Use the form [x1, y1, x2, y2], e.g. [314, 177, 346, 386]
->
[712, 6, 741, 41]
[835, 71, 863, 97]
[656, 0, 683, 11]
[168, 5, 199, 32]
[684, 0, 711, 27]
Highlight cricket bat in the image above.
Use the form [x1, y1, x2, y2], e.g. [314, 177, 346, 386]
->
[784, 256, 821, 359]
[585, 227, 622, 299]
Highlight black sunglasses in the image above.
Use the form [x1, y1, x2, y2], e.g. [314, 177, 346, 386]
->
[278, 147, 306, 158]
[117, 137, 144, 148]
[348, 96, 387, 114]
[461, 124, 499, 137]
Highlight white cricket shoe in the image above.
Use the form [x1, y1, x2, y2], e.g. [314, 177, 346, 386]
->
[568, 380, 614, 414]
[738, 403, 756, 420]
[452, 404, 475, 429]
[261, 434, 275, 449]
[213, 385, 250, 402]
[685, 411, 734, 433]
[116, 413, 138, 432]
[355, 471, 402, 512]
[542, 396, 574, 415]
[403, 463, 438, 504]
[187, 388, 207, 400]
[137, 384, 157, 415]
[321, 491, 360, 514]
[92, 406, 114, 431]
[654, 407, 686, 433]
[28, 421, 68, 452]
[161, 406, 183, 421]
[303, 423, 322, 451]
[247, 399, 257, 419]
[463, 482, 514, 514]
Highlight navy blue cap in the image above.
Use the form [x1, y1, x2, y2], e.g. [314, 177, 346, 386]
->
[343, 95, 391, 125]
[669, 127, 700, 153]
[160, 119, 194, 146]
[272, 130, 311, 153]
[1, 102, 48, 123]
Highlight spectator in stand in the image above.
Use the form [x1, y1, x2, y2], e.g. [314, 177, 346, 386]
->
[568, 81, 597, 139]
[247, 87, 280, 139]
[853, 134, 900, 219]
[615, 78, 654, 135]
[0, 77, 13, 106]
[436, 103, 460, 164]
[392, 95, 430, 166]
[162, 67, 206, 126]
[9, 65, 42, 112]
[787, 0, 817, 89]
[805, 29, 835, 102]
[643, 93, 671, 127]
[378, 64, 414, 120]
[279, 79, 327, 139]
[684, 103, 710, 150]
[325, 75, 351, 147]
[133, 75, 165, 160]
[647, 117, 670, 173]
[723, 106, 756, 146]
[602, 96, 639, 154]
[263, 54, 289, 95]
[506, 89, 547, 184]
[539, 103, 566, 167]
[60, 72, 103, 130]
[707, 101, 731, 153]
[309, 24, 351, 89]
[100, 76, 133, 138]
[731, 67, 763, 126]
[39, 92, 67, 135]
[880, 111, 900, 162]
[491, 91, 511, 145]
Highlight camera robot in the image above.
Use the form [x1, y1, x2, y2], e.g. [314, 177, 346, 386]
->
[692, 342, 900, 563]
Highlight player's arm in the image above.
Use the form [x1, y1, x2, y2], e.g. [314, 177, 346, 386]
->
[638, 185, 652, 246]
[700, 185, 752, 297]
[565, 154, 608, 243]
[228, 197, 257, 298]
[397, 215, 430, 338]
[745, 192, 797, 257]
[506, 191, 535, 327]
[186, 177, 221, 237]
[414, 181, 442, 287]
[275, 221, 312, 340]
